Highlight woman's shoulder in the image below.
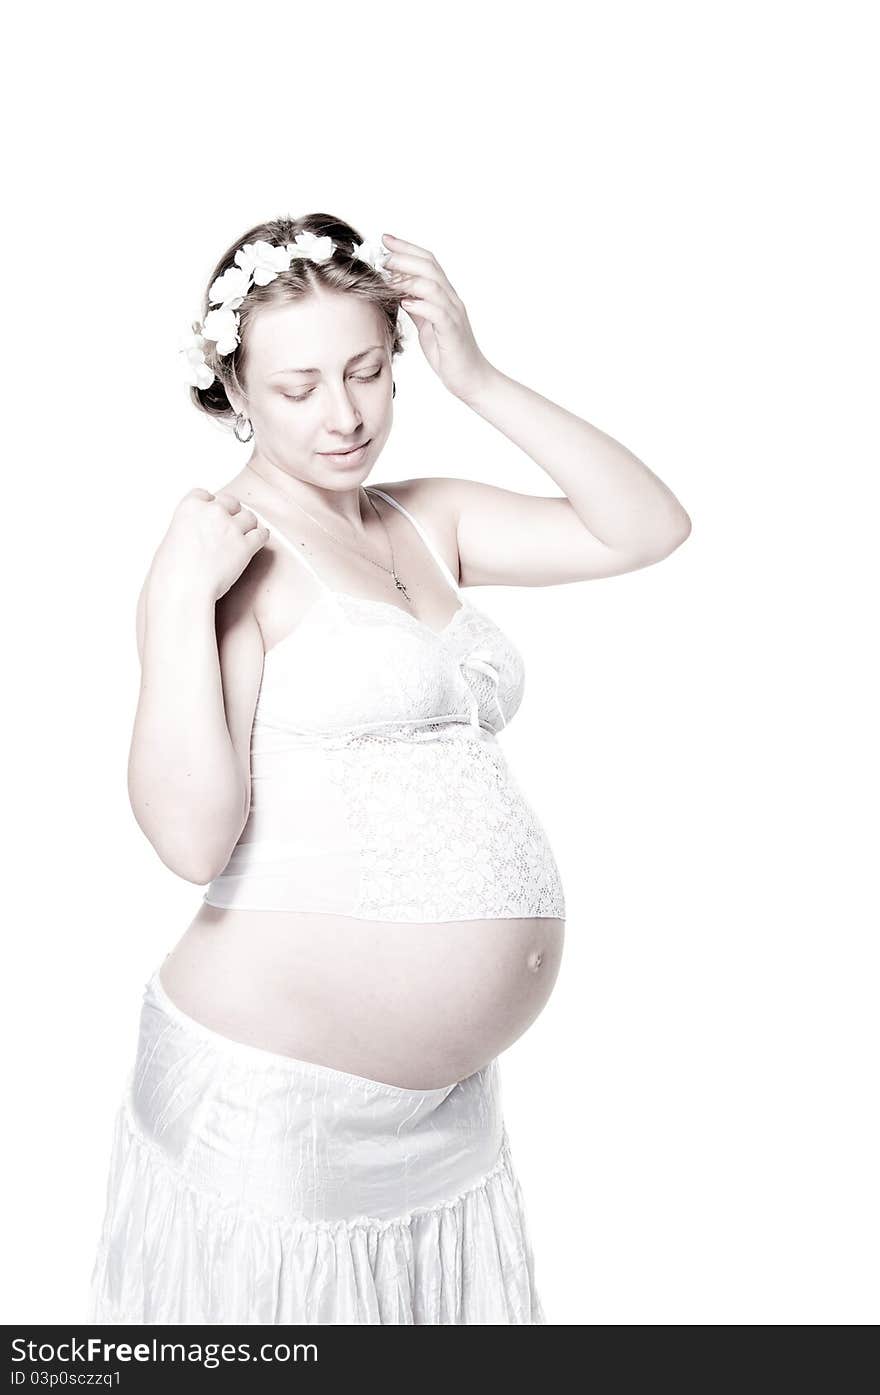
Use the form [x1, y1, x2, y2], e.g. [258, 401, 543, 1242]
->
[369, 477, 462, 566]
[368, 476, 460, 535]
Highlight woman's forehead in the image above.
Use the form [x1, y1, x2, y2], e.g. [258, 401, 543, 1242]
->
[246, 295, 385, 375]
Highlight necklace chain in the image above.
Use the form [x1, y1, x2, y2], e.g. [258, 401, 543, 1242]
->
[246, 471, 412, 603]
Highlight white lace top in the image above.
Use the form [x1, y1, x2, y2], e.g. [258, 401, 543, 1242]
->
[203, 487, 565, 922]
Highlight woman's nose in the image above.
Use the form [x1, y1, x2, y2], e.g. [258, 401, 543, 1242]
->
[325, 393, 363, 431]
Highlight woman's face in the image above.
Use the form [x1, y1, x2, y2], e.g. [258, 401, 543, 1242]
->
[230, 289, 393, 489]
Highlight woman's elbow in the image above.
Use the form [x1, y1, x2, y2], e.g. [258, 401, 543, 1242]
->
[128, 789, 247, 887]
[150, 832, 239, 887]
[653, 513, 693, 561]
[161, 848, 227, 886]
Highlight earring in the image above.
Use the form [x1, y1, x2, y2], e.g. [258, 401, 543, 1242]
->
[233, 413, 254, 443]
[392, 381, 396, 399]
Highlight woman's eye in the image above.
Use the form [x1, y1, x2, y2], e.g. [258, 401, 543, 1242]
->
[285, 368, 382, 403]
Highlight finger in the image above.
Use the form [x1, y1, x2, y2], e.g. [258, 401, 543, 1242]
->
[382, 233, 435, 259]
[214, 490, 243, 513]
[246, 523, 269, 550]
[386, 254, 438, 280]
[394, 275, 458, 312]
[384, 238, 460, 295]
[396, 283, 462, 323]
[387, 255, 459, 302]
[400, 297, 448, 325]
[233, 506, 259, 533]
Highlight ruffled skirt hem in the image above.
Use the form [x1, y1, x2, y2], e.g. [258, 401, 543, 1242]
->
[89, 1099, 546, 1325]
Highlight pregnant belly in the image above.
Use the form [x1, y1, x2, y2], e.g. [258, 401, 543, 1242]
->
[159, 902, 565, 1089]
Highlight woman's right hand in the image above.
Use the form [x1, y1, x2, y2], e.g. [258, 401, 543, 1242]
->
[151, 488, 269, 602]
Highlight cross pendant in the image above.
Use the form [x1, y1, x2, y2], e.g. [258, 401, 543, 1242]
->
[393, 573, 412, 602]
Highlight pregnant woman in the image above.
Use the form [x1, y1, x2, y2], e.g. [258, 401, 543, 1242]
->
[88, 213, 691, 1325]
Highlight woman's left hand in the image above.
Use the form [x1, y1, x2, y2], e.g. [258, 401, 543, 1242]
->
[382, 234, 495, 403]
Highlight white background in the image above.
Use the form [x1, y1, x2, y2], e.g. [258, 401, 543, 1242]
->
[3, 0, 876, 1325]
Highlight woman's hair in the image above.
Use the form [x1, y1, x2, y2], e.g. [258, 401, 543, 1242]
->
[190, 212, 404, 425]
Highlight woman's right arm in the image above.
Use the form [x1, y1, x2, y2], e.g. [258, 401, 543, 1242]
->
[127, 489, 268, 884]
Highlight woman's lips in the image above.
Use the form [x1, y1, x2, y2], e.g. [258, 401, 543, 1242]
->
[317, 441, 370, 460]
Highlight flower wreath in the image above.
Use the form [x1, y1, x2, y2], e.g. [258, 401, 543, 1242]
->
[179, 230, 394, 390]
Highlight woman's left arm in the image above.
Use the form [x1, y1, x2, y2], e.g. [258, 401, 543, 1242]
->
[383, 232, 692, 587]
[450, 366, 692, 586]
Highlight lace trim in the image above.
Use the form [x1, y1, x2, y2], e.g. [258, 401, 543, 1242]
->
[324, 727, 566, 920]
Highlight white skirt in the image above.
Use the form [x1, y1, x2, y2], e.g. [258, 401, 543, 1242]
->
[88, 964, 546, 1325]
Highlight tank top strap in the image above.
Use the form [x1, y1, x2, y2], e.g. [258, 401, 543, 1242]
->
[243, 500, 336, 596]
[365, 487, 462, 598]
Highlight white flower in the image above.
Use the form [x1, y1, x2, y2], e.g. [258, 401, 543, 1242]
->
[179, 332, 214, 388]
[200, 307, 240, 355]
[353, 238, 391, 275]
[208, 265, 251, 308]
[286, 231, 335, 264]
[233, 239, 292, 286]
